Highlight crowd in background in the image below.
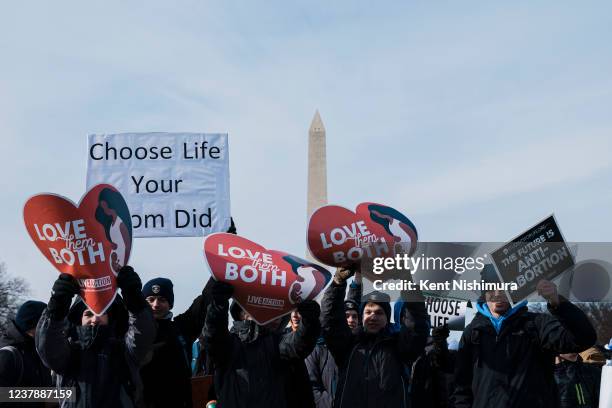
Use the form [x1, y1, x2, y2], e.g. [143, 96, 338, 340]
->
[0, 229, 608, 408]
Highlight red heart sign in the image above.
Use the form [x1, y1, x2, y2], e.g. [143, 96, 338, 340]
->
[23, 184, 133, 315]
[307, 202, 418, 267]
[204, 233, 332, 324]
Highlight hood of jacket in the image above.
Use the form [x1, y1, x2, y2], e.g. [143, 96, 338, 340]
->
[475, 300, 528, 334]
[67, 296, 129, 342]
[389, 301, 405, 334]
[388, 301, 432, 334]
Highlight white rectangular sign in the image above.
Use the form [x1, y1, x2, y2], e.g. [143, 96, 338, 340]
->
[425, 296, 467, 330]
[86, 132, 231, 237]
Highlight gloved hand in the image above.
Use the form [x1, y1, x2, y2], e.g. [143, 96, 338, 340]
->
[431, 324, 450, 344]
[430, 324, 450, 368]
[296, 300, 321, 321]
[211, 281, 234, 305]
[333, 267, 355, 285]
[226, 217, 237, 235]
[117, 265, 147, 313]
[117, 265, 142, 293]
[47, 273, 80, 320]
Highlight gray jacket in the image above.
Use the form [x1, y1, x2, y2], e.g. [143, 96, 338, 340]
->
[305, 340, 338, 408]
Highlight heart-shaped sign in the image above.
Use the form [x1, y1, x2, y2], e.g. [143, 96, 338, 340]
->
[307, 202, 418, 267]
[204, 233, 332, 324]
[23, 184, 133, 315]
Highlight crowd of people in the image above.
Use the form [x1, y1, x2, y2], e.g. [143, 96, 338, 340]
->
[0, 246, 608, 407]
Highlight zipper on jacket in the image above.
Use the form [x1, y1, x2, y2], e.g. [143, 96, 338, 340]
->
[339, 336, 394, 408]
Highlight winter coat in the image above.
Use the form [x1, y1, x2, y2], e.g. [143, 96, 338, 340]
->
[202, 298, 320, 408]
[283, 345, 316, 408]
[320, 281, 428, 408]
[452, 299, 597, 408]
[0, 320, 52, 408]
[305, 339, 338, 408]
[140, 318, 192, 408]
[36, 299, 156, 408]
[410, 343, 456, 408]
[141, 282, 214, 408]
[554, 358, 601, 408]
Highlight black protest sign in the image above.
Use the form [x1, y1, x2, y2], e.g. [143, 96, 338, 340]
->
[491, 215, 574, 304]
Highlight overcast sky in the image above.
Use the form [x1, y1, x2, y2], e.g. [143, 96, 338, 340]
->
[1, 2, 611, 313]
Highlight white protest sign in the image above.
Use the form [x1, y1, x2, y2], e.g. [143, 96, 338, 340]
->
[425, 296, 467, 331]
[86, 133, 231, 237]
[601, 363, 612, 408]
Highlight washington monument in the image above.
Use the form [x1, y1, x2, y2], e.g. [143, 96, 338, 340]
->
[307, 110, 328, 258]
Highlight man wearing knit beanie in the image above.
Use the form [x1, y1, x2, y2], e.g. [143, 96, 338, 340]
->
[360, 291, 392, 335]
[142, 277, 175, 319]
[141, 272, 224, 408]
[320, 267, 429, 408]
[140, 219, 238, 408]
[140, 276, 195, 408]
[343, 299, 360, 334]
[0, 300, 52, 391]
[453, 265, 597, 408]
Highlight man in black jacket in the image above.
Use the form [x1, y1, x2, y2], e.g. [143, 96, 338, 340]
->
[36, 267, 156, 408]
[410, 324, 456, 408]
[140, 277, 214, 408]
[0, 300, 51, 408]
[320, 267, 429, 408]
[202, 280, 320, 408]
[452, 277, 597, 408]
[140, 218, 237, 407]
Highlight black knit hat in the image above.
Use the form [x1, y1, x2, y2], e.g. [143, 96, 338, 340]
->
[361, 291, 392, 322]
[344, 299, 359, 313]
[15, 300, 47, 332]
[142, 278, 174, 309]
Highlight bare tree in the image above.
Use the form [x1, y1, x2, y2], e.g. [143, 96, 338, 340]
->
[575, 302, 612, 345]
[529, 301, 612, 345]
[0, 262, 30, 334]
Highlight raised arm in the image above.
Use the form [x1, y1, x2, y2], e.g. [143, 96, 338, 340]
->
[320, 268, 355, 366]
[201, 281, 233, 367]
[173, 277, 215, 345]
[279, 300, 320, 360]
[117, 266, 156, 366]
[535, 280, 596, 353]
[35, 274, 80, 374]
